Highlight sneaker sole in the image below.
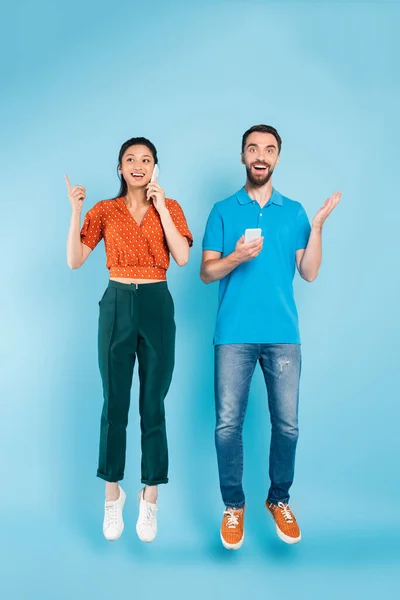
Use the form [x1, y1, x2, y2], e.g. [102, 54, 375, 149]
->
[136, 527, 156, 543]
[104, 524, 124, 542]
[220, 531, 245, 550]
[275, 527, 301, 545]
[266, 506, 301, 545]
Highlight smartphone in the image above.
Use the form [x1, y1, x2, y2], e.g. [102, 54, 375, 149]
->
[244, 228, 262, 243]
[151, 164, 160, 184]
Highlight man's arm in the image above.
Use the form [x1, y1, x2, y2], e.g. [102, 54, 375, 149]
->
[201, 236, 264, 284]
[296, 227, 322, 282]
[297, 191, 342, 282]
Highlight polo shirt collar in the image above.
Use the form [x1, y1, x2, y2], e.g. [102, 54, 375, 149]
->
[236, 186, 283, 206]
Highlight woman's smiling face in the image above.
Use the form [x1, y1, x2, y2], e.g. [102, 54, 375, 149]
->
[119, 144, 155, 189]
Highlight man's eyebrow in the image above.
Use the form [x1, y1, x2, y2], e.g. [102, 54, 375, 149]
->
[246, 143, 277, 149]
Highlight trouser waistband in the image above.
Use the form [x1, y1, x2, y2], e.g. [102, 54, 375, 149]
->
[107, 280, 168, 292]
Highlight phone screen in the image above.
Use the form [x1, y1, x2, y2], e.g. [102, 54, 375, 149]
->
[244, 228, 262, 243]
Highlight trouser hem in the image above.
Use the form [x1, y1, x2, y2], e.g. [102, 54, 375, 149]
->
[267, 496, 290, 505]
[225, 500, 246, 509]
[141, 478, 169, 485]
[97, 470, 124, 483]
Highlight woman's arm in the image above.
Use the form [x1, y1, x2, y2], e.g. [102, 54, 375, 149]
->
[65, 175, 92, 269]
[158, 207, 190, 266]
[147, 182, 190, 266]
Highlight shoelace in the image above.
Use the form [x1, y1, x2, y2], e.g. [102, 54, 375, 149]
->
[224, 509, 240, 529]
[105, 502, 119, 525]
[142, 501, 158, 525]
[277, 502, 294, 523]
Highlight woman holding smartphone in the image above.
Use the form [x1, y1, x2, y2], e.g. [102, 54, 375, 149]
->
[66, 137, 193, 542]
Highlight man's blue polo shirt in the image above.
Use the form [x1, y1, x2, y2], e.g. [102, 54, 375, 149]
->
[202, 187, 311, 345]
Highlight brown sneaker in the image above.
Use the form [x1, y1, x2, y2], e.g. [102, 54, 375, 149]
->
[266, 501, 301, 544]
[220, 507, 245, 550]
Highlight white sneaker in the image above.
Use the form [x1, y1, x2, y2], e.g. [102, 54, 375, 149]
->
[103, 486, 126, 541]
[136, 489, 158, 542]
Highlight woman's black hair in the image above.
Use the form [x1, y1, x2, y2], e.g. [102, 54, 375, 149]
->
[116, 137, 158, 198]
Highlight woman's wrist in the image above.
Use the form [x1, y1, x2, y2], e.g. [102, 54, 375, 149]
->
[71, 208, 82, 219]
[157, 205, 170, 219]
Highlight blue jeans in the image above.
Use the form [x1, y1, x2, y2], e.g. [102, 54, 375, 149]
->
[215, 344, 301, 508]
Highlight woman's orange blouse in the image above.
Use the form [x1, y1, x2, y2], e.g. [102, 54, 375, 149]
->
[80, 197, 193, 280]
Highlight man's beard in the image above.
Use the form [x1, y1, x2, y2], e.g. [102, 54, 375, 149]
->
[246, 164, 274, 187]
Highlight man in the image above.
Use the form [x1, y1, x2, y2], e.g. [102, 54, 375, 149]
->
[201, 124, 341, 550]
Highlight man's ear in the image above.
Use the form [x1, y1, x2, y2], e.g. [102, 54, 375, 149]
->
[241, 153, 245, 165]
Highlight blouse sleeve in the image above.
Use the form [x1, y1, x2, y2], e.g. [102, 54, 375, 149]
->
[167, 199, 193, 247]
[80, 204, 103, 250]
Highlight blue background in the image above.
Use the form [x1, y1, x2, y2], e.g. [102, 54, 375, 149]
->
[1, 0, 400, 598]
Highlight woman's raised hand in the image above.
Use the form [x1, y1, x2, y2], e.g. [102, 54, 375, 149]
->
[65, 175, 86, 214]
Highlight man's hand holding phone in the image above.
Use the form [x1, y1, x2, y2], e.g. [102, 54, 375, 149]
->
[234, 230, 264, 264]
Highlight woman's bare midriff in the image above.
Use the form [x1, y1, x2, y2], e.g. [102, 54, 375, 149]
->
[110, 277, 165, 284]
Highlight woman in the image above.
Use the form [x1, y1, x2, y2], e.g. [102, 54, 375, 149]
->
[66, 137, 193, 542]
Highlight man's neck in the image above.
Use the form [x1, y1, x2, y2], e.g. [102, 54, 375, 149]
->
[245, 179, 273, 208]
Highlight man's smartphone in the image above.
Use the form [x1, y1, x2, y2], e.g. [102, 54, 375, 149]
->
[244, 228, 262, 243]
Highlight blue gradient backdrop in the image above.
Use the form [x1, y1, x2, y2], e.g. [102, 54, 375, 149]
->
[1, 1, 400, 598]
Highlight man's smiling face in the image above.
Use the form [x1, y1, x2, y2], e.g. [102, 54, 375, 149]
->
[241, 131, 280, 187]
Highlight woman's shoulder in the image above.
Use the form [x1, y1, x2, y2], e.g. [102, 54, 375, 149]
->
[88, 197, 121, 214]
[165, 197, 184, 211]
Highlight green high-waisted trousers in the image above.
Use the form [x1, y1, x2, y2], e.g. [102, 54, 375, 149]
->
[96, 280, 175, 484]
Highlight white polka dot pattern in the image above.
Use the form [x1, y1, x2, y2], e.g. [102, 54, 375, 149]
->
[80, 197, 193, 279]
